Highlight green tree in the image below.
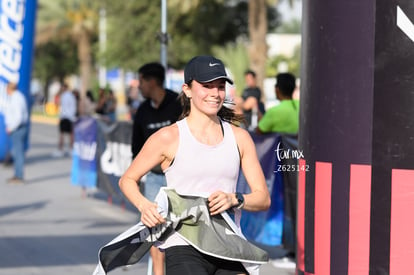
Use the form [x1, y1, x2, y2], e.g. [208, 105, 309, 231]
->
[266, 44, 301, 77]
[33, 38, 78, 101]
[98, 1, 161, 70]
[248, 0, 268, 95]
[248, 0, 298, 95]
[36, 0, 99, 96]
[34, 0, 291, 97]
[100, 0, 280, 70]
[276, 18, 302, 34]
[213, 42, 249, 96]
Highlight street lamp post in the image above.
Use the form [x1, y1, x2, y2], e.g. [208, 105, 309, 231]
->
[99, 7, 107, 88]
[160, 0, 168, 69]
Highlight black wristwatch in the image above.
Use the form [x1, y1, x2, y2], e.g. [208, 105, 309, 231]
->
[234, 192, 245, 209]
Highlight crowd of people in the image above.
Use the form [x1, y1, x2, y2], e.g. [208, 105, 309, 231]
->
[2, 81, 124, 181]
[48, 85, 120, 158]
[130, 62, 182, 274]
[120, 56, 271, 275]
[116, 56, 299, 274]
[2, 55, 299, 274]
[233, 69, 299, 135]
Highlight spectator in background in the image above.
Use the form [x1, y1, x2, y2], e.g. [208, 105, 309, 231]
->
[126, 80, 143, 119]
[105, 89, 117, 122]
[235, 70, 266, 130]
[95, 88, 117, 123]
[52, 83, 77, 157]
[79, 90, 96, 116]
[95, 88, 107, 116]
[131, 62, 182, 275]
[256, 72, 299, 135]
[4, 82, 29, 183]
[72, 89, 80, 119]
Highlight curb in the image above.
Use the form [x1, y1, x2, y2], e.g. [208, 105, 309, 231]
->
[31, 114, 59, 125]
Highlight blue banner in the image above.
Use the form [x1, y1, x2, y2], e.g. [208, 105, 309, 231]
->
[71, 117, 98, 188]
[237, 132, 299, 253]
[0, 0, 37, 160]
[237, 133, 284, 246]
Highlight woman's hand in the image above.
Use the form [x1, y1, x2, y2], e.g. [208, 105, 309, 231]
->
[208, 191, 234, 216]
[138, 198, 166, 227]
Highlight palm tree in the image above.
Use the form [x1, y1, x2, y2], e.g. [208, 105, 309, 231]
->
[171, 0, 297, 95]
[248, 0, 296, 95]
[36, 0, 98, 96]
[248, 0, 268, 94]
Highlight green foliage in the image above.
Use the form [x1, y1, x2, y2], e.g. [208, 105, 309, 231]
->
[33, 38, 79, 83]
[37, 0, 99, 40]
[98, 0, 162, 70]
[100, 0, 281, 70]
[36, 0, 99, 93]
[276, 18, 301, 34]
[266, 44, 301, 77]
[213, 42, 249, 96]
[34, 0, 283, 87]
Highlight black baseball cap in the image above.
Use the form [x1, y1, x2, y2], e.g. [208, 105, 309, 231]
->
[184, 55, 233, 84]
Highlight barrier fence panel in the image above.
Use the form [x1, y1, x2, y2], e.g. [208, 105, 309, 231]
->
[73, 118, 295, 254]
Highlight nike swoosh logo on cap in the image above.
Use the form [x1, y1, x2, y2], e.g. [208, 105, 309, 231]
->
[209, 62, 220, 67]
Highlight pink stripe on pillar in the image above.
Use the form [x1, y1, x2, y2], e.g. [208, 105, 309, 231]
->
[348, 164, 371, 275]
[390, 169, 414, 275]
[314, 161, 332, 275]
[297, 159, 306, 271]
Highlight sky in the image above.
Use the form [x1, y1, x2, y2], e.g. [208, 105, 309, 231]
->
[278, 0, 302, 22]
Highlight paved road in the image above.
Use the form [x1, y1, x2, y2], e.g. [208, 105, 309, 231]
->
[0, 120, 295, 275]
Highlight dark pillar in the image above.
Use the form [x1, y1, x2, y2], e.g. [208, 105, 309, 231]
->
[298, 1, 414, 274]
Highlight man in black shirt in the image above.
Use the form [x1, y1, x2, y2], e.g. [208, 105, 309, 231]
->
[237, 70, 265, 130]
[131, 62, 182, 275]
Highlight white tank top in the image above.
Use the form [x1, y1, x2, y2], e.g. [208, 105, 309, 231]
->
[165, 117, 240, 195]
[159, 117, 242, 249]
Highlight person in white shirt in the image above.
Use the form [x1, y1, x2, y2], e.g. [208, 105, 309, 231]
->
[119, 56, 271, 275]
[53, 83, 77, 157]
[5, 82, 29, 183]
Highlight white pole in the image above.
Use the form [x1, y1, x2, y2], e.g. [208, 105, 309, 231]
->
[99, 8, 107, 88]
[147, 256, 153, 275]
[160, 0, 168, 68]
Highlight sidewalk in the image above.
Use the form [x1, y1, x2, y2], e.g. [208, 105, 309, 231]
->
[0, 120, 294, 275]
[31, 113, 59, 125]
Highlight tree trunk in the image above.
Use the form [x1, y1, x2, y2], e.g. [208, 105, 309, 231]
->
[248, 0, 268, 99]
[77, 28, 92, 97]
